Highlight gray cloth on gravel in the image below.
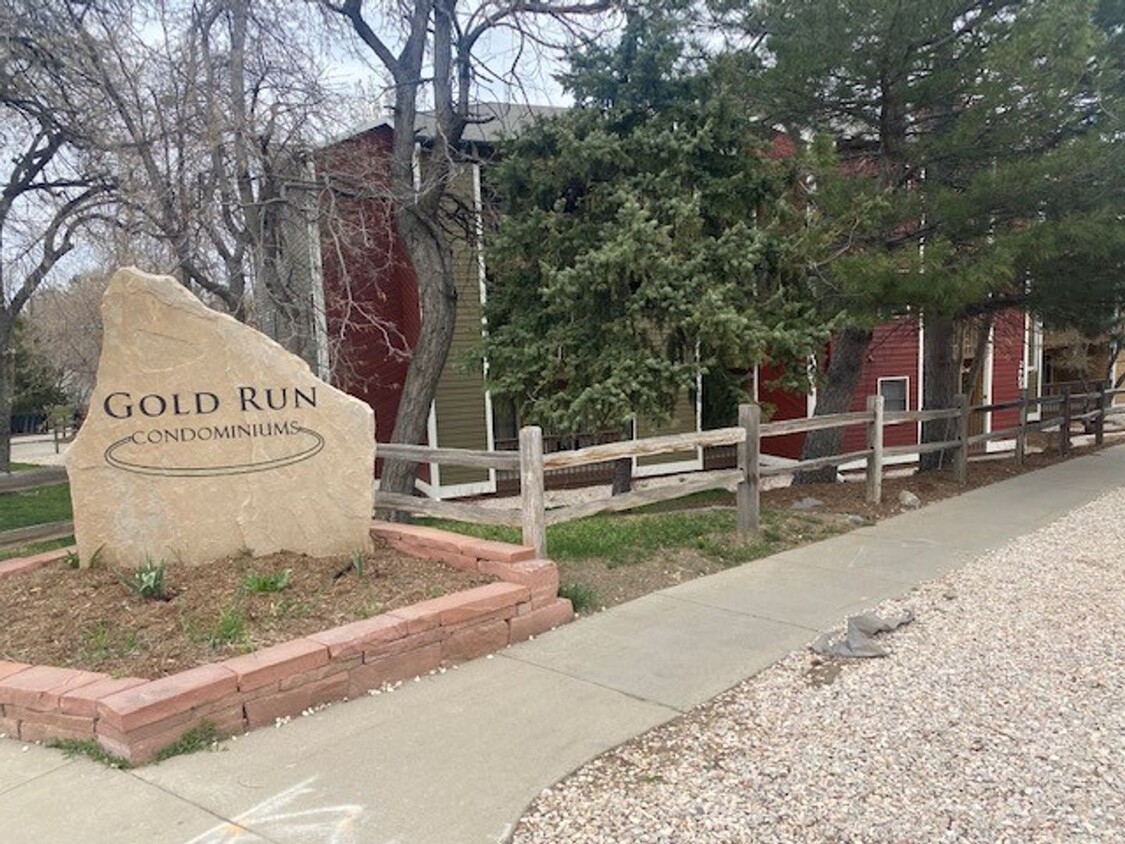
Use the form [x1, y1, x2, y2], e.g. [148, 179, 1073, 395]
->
[810, 610, 914, 658]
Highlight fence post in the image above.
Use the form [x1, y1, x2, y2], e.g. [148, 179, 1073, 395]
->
[518, 426, 547, 558]
[865, 394, 884, 504]
[955, 393, 969, 485]
[1096, 381, 1106, 446]
[1015, 388, 1028, 466]
[737, 403, 760, 538]
[1060, 386, 1072, 456]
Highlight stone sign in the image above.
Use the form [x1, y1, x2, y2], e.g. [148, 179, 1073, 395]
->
[66, 268, 375, 566]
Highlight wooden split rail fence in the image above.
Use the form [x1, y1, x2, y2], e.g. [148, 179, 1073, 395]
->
[374, 385, 1125, 558]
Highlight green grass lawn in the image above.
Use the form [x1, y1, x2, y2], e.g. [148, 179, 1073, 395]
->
[0, 536, 74, 561]
[424, 506, 793, 569]
[0, 483, 73, 532]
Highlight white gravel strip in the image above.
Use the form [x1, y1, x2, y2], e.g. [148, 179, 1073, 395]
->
[513, 486, 1125, 843]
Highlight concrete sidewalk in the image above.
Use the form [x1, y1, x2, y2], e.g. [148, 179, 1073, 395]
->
[4, 446, 1124, 844]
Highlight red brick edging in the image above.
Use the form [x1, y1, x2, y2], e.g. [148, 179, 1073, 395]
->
[0, 521, 572, 763]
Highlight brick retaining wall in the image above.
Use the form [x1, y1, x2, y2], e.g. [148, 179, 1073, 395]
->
[0, 522, 572, 763]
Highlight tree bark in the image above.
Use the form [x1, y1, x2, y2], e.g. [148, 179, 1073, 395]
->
[611, 456, 632, 495]
[0, 315, 14, 474]
[919, 314, 959, 471]
[378, 210, 458, 508]
[796, 327, 872, 484]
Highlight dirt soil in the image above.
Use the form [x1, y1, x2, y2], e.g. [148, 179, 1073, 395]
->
[760, 447, 1092, 520]
[0, 539, 492, 680]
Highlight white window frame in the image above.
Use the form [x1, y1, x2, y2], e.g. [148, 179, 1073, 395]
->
[877, 376, 910, 413]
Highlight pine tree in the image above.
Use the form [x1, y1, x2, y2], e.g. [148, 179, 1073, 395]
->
[731, 0, 1123, 470]
[482, 14, 831, 436]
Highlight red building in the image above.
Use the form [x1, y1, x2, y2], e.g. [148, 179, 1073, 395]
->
[757, 309, 1036, 463]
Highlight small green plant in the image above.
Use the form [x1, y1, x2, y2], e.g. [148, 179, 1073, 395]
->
[79, 623, 141, 665]
[208, 605, 247, 649]
[241, 568, 292, 594]
[332, 551, 369, 581]
[46, 738, 131, 769]
[152, 721, 223, 763]
[559, 582, 599, 614]
[761, 525, 784, 544]
[65, 544, 104, 570]
[267, 597, 314, 620]
[119, 558, 169, 600]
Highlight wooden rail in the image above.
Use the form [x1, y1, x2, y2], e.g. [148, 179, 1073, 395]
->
[372, 381, 1121, 557]
[376, 442, 520, 470]
[760, 411, 871, 437]
[371, 492, 521, 528]
[545, 470, 743, 526]
[884, 408, 960, 424]
[0, 467, 69, 494]
[540, 427, 744, 470]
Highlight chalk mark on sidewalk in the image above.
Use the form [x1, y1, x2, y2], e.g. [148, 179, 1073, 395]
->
[184, 776, 369, 844]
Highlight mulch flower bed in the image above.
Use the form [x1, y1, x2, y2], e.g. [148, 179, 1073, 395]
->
[0, 537, 493, 679]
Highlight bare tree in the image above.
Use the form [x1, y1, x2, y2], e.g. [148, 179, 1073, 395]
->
[322, 0, 615, 499]
[0, 1, 113, 470]
[57, 0, 346, 365]
[26, 270, 111, 409]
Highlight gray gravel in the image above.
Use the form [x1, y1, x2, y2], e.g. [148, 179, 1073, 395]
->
[512, 487, 1125, 843]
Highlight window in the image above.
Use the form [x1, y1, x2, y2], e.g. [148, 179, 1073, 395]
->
[878, 377, 909, 412]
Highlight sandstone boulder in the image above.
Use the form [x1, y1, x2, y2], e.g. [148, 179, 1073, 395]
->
[66, 268, 375, 566]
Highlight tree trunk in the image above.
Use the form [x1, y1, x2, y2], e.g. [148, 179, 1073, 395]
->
[378, 210, 458, 510]
[795, 327, 872, 484]
[611, 456, 632, 495]
[0, 315, 14, 474]
[919, 314, 959, 471]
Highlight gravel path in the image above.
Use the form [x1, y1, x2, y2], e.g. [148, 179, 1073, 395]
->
[512, 487, 1125, 843]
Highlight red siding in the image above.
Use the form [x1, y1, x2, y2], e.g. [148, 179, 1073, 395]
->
[990, 309, 1025, 432]
[757, 362, 809, 459]
[317, 127, 423, 479]
[758, 318, 922, 460]
[840, 318, 921, 453]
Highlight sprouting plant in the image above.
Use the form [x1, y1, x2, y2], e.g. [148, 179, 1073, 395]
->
[558, 582, 599, 614]
[119, 558, 169, 600]
[152, 721, 223, 763]
[46, 738, 131, 769]
[241, 569, 292, 594]
[78, 622, 141, 665]
[66, 544, 104, 570]
[333, 551, 370, 581]
[208, 605, 247, 649]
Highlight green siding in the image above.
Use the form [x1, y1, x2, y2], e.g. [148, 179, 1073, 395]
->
[637, 390, 698, 468]
[433, 163, 490, 488]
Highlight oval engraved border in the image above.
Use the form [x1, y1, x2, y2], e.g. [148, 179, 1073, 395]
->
[103, 427, 325, 477]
